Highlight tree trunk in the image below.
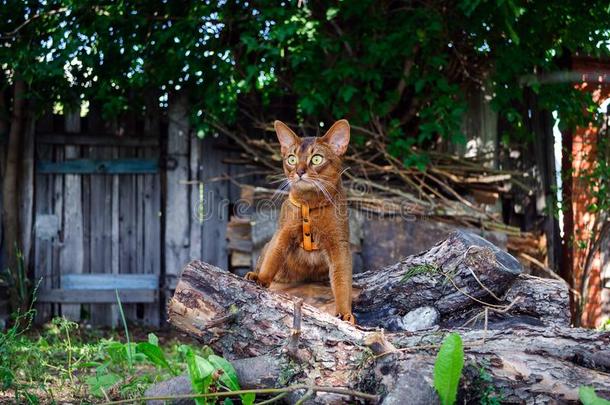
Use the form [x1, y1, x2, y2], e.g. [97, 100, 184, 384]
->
[2, 80, 25, 278]
[167, 231, 609, 404]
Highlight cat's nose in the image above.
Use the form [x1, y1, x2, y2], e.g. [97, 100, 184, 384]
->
[296, 168, 306, 177]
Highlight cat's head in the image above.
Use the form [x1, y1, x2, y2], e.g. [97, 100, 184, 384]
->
[274, 119, 350, 194]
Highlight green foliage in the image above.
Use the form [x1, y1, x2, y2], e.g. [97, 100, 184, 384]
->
[0, 308, 40, 404]
[1, 247, 33, 314]
[180, 345, 215, 405]
[85, 372, 121, 398]
[474, 361, 503, 405]
[581, 125, 610, 219]
[433, 332, 465, 405]
[579, 386, 610, 405]
[179, 346, 255, 405]
[136, 342, 176, 375]
[1, 1, 609, 168]
[209, 354, 255, 405]
[115, 288, 133, 370]
[1, 315, 253, 403]
[401, 263, 439, 282]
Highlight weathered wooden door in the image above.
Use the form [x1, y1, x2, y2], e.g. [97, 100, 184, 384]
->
[33, 109, 162, 326]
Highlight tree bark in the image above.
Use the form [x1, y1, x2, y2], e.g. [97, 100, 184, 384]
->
[167, 231, 609, 403]
[2, 80, 25, 276]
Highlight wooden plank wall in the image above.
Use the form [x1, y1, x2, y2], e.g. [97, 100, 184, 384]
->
[34, 112, 60, 322]
[33, 106, 163, 326]
[164, 93, 191, 291]
[28, 95, 248, 327]
[164, 92, 246, 291]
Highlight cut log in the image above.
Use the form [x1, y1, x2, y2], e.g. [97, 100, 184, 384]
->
[167, 231, 610, 404]
[353, 230, 523, 330]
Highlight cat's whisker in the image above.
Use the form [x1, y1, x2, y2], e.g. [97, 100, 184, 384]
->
[267, 172, 285, 179]
[270, 179, 290, 206]
[266, 172, 286, 183]
[308, 177, 341, 210]
[311, 179, 339, 212]
[315, 177, 341, 194]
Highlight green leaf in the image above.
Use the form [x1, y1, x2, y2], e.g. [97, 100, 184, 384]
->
[181, 345, 215, 405]
[209, 355, 239, 390]
[104, 341, 129, 365]
[340, 85, 357, 103]
[326, 7, 339, 20]
[450, 132, 467, 146]
[86, 373, 121, 397]
[148, 333, 159, 346]
[579, 386, 610, 405]
[460, 0, 482, 16]
[209, 355, 255, 405]
[136, 342, 175, 374]
[433, 333, 464, 405]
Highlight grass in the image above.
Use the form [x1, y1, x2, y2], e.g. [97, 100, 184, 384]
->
[0, 247, 262, 404]
[0, 285, 256, 405]
[0, 313, 208, 404]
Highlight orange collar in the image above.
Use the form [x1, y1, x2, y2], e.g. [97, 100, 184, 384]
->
[288, 194, 329, 251]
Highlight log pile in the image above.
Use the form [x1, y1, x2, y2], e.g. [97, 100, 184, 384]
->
[208, 119, 550, 275]
[226, 185, 547, 275]
[161, 231, 610, 404]
[209, 118, 530, 229]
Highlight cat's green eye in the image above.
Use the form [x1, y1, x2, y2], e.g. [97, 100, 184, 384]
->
[311, 154, 323, 165]
[287, 155, 297, 165]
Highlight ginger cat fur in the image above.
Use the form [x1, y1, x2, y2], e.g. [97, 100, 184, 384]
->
[245, 119, 354, 324]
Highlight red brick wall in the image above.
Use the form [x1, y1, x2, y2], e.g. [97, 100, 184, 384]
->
[569, 58, 610, 327]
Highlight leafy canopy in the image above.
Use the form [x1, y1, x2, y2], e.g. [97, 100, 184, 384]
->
[1, 0, 609, 165]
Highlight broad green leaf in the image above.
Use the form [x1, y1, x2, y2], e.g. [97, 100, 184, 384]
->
[104, 341, 129, 365]
[579, 386, 610, 405]
[209, 355, 239, 390]
[209, 354, 255, 405]
[433, 333, 464, 405]
[136, 342, 175, 374]
[181, 345, 215, 405]
[86, 373, 121, 397]
[195, 356, 215, 378]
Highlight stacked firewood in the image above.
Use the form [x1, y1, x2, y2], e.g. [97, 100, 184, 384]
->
[226, 185, 547, 277]
[209, 120, 548, 274]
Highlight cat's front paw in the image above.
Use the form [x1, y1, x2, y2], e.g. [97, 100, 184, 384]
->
[337, 312, 356, 325]
[244, 272, 271, 288]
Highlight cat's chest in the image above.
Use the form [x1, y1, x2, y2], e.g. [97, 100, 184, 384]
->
[290, 247, 326, 268]
[285, 209, 340, 242]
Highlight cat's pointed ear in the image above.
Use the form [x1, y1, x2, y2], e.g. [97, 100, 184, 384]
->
[274, 120, 299, 154]
[321, 119, 350, 156]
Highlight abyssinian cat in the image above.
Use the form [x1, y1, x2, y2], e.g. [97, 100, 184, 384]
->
[245, 119, 354, 324]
